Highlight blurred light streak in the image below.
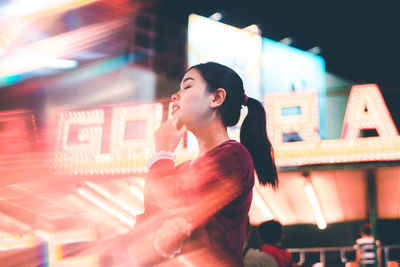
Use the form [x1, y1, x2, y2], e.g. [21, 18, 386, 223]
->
[0, 0, 99, 17]
[0, 0, 101, 55]
[177, 255, 197, 267]
[67, 79, 134, 108]
[47, 228, 97, 245]
[83, 181, 142, 216]
[43, 58, 78, 69]
[126, 169, 242, 265]
[63, 194, 132, 235]
[304, 180, 327, 230]
[176, 176, 240, 231]
[132, 177, 145, 189]
[0, 233, 37, 251]
[0, 74, 23, 87]
[77, 188, 135, 228]
[45, 228, 98, 267]
[252, 189, 275, 220]
[48, 56, 129, 92]
[0, 109, 53, 185]
[0, 212, 32, 233]
[129, 185, 144, 203]
[0, 18, 128, 77]
[34, 229, 52, 240]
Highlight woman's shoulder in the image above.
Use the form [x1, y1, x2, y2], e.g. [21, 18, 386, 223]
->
[206, 140, 253, 170]
[185, 140, 254, 174]
[211, 140, 251, 157]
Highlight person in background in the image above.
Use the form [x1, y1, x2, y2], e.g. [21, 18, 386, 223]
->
[259, 220, 300, 267]
[243, 220, 278, 267]
[354, 223, 382, 267]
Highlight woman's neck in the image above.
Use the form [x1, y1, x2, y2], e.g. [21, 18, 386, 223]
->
[191, 121, 230, 157]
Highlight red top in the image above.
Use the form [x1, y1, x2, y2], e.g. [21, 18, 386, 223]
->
[261, 244, 294, 267]
[141, 140, 255, 266]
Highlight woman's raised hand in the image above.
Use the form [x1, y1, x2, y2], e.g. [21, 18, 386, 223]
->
[154, 118, 187, 153]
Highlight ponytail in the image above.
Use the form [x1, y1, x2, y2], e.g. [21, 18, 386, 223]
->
[240, 97, 278, 187]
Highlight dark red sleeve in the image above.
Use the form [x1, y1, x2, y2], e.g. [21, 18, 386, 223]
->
[139, 141, 254, 225]
[136, 159, 175, 223]
[200, 141, 254, 195]
[188, 142, 254, 264]
[184, 141, 254, 227]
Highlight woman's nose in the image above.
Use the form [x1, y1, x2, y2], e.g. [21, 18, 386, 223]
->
[171, 91, 179, 102]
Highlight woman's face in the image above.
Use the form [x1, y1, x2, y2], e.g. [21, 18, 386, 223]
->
[171, 68, 214, 129]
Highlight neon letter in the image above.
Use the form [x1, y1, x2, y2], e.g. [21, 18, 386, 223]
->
[264, 90, 321, 145]
[110, 104, 163, 152]
[341, 84, 398, 139]
[57, 109, 104, 154]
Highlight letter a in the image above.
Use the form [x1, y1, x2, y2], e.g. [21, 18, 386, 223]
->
[341, 84, 398, 139]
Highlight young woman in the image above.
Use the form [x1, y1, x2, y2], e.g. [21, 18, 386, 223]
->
[132, 62, 278, 266]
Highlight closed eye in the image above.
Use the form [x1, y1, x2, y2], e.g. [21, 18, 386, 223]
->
[184, 86, 191, 90]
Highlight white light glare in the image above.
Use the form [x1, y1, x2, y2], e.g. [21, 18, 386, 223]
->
[45, 58, 78, 69]
[129, 186, 144, 202]
[279, 37, 293, 46]
[253, 190, 274, 220]
[209, 12, 222, 21]
[304, 181, 327, 230]
[84, 181, 141, 216]
[243, 24, 261, 35]
[307, 46, 322, 55]
[77, 188, 135, 228]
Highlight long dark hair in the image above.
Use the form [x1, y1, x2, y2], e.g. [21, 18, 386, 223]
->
[188, 62, 278, 187]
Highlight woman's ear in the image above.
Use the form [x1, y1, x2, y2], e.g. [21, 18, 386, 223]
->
[210, 88, 226, 108]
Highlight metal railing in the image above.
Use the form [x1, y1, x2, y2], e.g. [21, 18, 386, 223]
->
[288, 245, 400, 266]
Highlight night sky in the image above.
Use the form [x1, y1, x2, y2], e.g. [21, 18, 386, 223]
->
[150, 0, 400, 86]
[149, 0, 400, 130]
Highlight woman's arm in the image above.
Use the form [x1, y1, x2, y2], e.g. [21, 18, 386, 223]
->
[139, 118, 186, 220]
[132, 142, 251, 265]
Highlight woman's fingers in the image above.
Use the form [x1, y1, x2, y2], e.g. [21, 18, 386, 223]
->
[154, 119, 186, 152]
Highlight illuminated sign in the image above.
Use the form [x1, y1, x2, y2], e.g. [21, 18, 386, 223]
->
[55, 104, 163, 175]
[268, 84, 400, 166]
[261, 38, 326, 138]
[265, 90, 321, 145]
[341, 84, 398, 139]
[188, 14, 263, 100]
[1, 84, 398, 173]
[51, 84, 400, 171]
[187, 14, 326, 137]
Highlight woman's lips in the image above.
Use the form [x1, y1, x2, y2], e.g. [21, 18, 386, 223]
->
[171, 104, 180, 115]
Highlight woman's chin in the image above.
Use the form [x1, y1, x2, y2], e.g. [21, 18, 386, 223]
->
[171, 112, 178, 119]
